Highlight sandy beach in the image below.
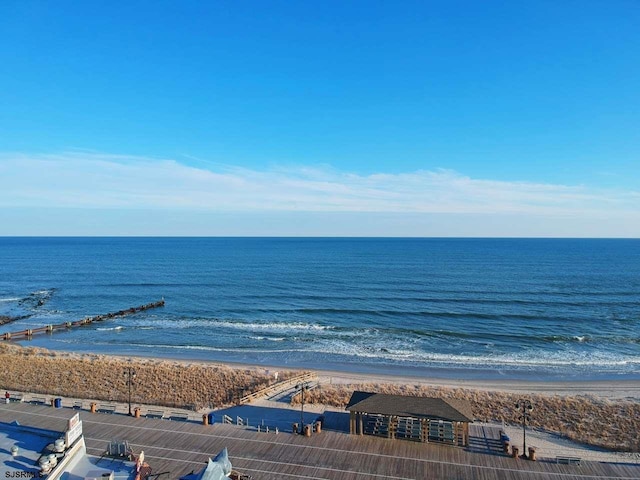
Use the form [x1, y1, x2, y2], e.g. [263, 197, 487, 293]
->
[315, 369, 640, 400]
[1, 342, 639, 455]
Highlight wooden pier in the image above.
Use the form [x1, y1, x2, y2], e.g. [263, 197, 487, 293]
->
[1, 299, 165, 341]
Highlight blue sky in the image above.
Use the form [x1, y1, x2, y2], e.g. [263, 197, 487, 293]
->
[1, 1, 638, 236]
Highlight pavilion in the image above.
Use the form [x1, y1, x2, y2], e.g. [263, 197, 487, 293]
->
[346, 391, 474, 447]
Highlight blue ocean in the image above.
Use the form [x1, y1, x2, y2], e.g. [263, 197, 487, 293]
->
[0, 237, 638, 381]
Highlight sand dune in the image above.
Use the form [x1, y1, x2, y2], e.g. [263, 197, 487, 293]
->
[0, 343, 282, 410]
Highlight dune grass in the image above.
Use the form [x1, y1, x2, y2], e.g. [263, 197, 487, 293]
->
[0, 343, 282, 410]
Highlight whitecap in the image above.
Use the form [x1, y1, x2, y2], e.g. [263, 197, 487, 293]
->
[0, 297, 21, 303]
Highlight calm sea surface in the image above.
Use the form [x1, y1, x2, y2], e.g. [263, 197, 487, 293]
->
[1, 237, 638, 381]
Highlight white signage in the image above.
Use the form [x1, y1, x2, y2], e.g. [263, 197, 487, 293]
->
[68, 412, 80, 430]
[65, 419, 83, 447]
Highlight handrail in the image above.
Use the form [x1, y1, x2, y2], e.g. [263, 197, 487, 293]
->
[239, 371, 317, 404]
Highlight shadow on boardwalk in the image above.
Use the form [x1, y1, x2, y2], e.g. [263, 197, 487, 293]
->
[210, 404, 350, 433]
[211, 404, 508, 458]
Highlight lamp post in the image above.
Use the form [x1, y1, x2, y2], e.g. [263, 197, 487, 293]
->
[124, 367, 136, 416]
[515, 398, 533, 459]
[296, 382, 310, 433]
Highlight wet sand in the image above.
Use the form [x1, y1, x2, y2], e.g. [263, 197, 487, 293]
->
[315, 369, 640, 400]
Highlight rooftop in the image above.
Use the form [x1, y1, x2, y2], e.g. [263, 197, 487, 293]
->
[0, 422, 55, 475]
[0, 418, 136, 479]
[346, 391, 475, 422]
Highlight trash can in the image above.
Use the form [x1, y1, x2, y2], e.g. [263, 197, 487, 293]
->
[208, 412, 215, 425]
[315, 421, 322, 433]
[511, 446, 519, 458]
[528, 447, 537, 461]
[134, 407, 141, 418]
[202, 414, 208, 425]
[303, 424, 311, 437]
[54, 398, 62, 408]
[501, 433, 510, 453]
[90, 402, 96, 413]
[292, 422, 298, 434]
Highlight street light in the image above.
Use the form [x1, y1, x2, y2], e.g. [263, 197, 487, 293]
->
[124, 367, 136, 416]
[515, 398, 533, 459]
[295, 382, 310, 433]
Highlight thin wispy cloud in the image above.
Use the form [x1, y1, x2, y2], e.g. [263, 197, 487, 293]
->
[0, 152, 638, 219]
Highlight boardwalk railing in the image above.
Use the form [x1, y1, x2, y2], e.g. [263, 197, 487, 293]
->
[239, 372, 317, 404]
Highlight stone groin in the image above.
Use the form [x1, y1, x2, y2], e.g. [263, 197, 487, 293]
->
[0, 314, 30, 326]
[1, 298, 165, 341]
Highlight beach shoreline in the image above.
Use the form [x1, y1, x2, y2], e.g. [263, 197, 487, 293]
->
[17, 336, 640, 385]
[316, 370, 640, 400]
[7, 342, 640, 401]
[107, 350, 640, 401]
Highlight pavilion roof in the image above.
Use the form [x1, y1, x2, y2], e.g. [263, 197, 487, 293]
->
[346, 391, 474, 423]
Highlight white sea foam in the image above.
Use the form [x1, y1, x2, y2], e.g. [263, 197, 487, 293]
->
[213, 320, 333, 332]
[33, 289, 54, 295]
[39, 337, 640, 376]
[136, 318, 334, 332]
[288, 339, 640, 369]
[124, 343, 257, 353]
[0, 297, 21, 303]
[249, 336, 286, 341]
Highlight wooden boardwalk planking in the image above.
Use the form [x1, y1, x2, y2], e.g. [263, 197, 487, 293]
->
[0, 403, 638, 480]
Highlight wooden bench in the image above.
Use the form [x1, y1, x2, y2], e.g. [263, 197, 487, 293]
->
[97, 404, 117, 414]
[8, 394, 23, 403]
[169, 412, 189, 421]
[556, 456, 581, 465]
[145, 410, 165, 419]
[73, 401, 83, 410]
[28, 397, 46, 405]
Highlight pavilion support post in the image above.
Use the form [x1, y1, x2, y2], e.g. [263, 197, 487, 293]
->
[358, 412, 364, 435]
[349, 412, 356, 434]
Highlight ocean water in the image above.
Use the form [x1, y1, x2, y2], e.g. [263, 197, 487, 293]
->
[0, 237, 639, 381]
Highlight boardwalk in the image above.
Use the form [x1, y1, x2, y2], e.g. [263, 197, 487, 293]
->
[1, 403, 638, 480]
